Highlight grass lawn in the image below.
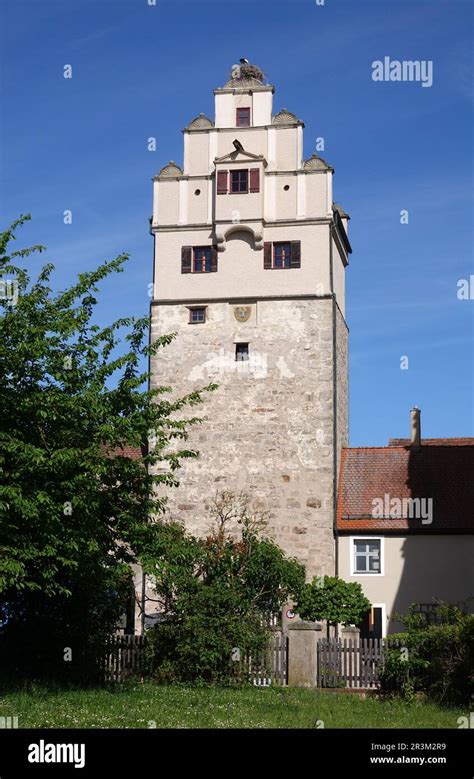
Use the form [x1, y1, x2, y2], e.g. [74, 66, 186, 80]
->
[0, 683, 466, 729]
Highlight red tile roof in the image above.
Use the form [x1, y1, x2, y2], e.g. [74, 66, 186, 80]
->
[389, 437, 474, 447]
[337, 442, 474, 533]
[101, 444, 144, 460]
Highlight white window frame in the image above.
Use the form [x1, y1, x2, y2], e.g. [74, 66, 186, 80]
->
[350, 536, 384, 577]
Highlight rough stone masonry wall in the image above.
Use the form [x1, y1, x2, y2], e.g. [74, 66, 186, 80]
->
[335, 302, 349, 473]
[150, 296, 348, 579]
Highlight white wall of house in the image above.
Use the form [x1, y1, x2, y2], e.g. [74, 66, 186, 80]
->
[339, 534, 474, 633]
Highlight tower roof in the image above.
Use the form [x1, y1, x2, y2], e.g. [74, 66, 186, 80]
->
[303, 153, 333, 172]
[272, 108, 301, 125]
[186, 113, 214, 130]
[156, 161, 183, 179]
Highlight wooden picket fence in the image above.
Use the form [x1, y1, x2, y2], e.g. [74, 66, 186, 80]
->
[317, 637, 387, 689]
[246, 631, 288, 687]
[269, 630, 288, 686]
[100, 633, 387, 689]
[100, 631, 288, 686]
[101, 634, 148, 683]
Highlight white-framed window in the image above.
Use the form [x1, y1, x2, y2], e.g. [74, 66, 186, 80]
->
[350, 536, 384, 576]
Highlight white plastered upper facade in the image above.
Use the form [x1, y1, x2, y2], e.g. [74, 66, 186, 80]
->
[151, 64, 351, 314]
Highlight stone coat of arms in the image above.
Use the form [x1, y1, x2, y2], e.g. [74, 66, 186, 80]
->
[233, 306, 251, 323]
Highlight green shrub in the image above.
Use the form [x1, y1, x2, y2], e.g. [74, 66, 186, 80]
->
[144, 492, 305, 684]
[380, 602, 474, 706]
[379, 649, 419, 703]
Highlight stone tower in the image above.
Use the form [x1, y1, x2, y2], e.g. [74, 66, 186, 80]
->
[149, 62, 351, 578]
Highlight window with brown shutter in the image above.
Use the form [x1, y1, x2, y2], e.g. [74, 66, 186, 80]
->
[249, 168, 260, 193]
[217, 170, 228, 194]
[290, 241, 301, 268]
[183, 246, 218, 274]
[263, 241, 302, 270]
[264, 242, 272, 269]
[211, 246, 218, 273]
[181, 246, 192, 274]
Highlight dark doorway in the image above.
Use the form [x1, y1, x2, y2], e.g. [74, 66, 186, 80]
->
[359, 606, 383, 640]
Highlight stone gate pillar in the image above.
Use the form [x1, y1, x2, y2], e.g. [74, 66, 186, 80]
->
[341, 625, 360, 641]
[287, 621, 322, 687]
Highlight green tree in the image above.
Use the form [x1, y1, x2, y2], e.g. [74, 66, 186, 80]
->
[296, 576, 370, 638]
[0, 215, 215, 681]
[146, 492, 306, 684]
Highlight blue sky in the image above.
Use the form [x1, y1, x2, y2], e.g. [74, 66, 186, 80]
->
[1, 0, 473, 445]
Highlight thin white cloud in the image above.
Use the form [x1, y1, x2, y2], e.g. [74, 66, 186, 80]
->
[70, 22, 125, 50]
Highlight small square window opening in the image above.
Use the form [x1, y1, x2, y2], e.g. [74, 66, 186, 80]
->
[236, 108, 251, 127]
[189, 308, 206, 324]
[235, 343, 249, 361]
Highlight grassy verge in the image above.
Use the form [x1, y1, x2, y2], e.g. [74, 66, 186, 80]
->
[0, 683, 466, 729]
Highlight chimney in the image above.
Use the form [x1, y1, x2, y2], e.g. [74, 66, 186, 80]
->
[410, 407, 421, 448]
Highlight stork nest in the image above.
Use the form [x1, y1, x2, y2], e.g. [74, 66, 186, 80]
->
[234, 63, 265, 83]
